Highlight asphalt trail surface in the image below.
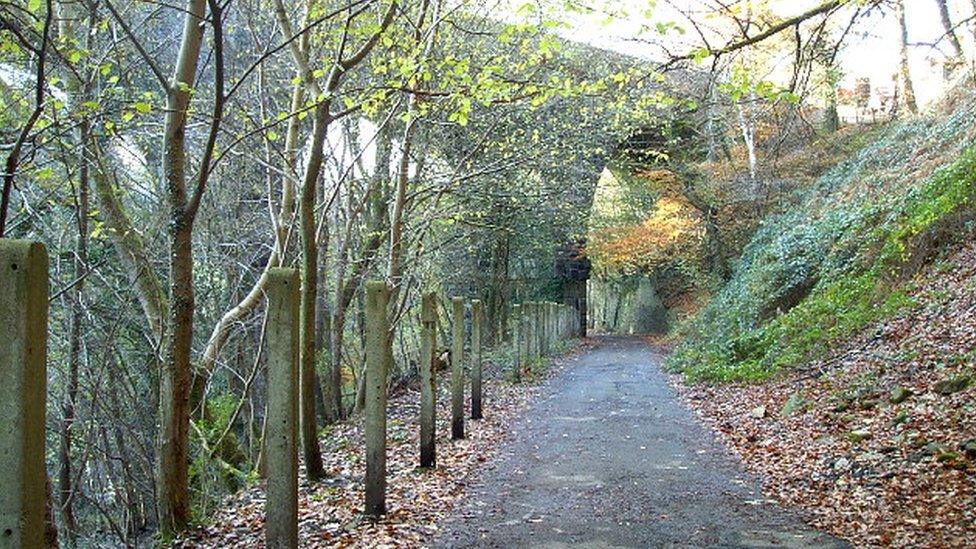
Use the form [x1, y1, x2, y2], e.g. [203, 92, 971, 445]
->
[435, 336, 846, 548]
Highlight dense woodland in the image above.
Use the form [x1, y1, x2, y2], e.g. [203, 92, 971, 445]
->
[2, 0, 976, 546]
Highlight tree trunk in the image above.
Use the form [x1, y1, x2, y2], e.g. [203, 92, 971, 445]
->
[823, 77, 840, 133]
[315, 163, 333, 424]
[704, 206, 728, 283]
[934, 0, 964, 62]
[736, 97, 758, 181]
[895, 0, 918, 114]
[298, 103, 329, 481]
[705, 77, 720, 162]
[56, 0, 94, 541]
[387, 110, 417, 296]
[57, 135, 85, 549]
[106, 355, 145, 538]
[970, 0, 976, 60]
[158, 221, 194, 538]
[156, 0, 207, 538]
[91, 153, 168, 341]
[331, 128, 392, 418]
[45, 476, 59, 548]
[486, 232, 509, 345]
[316, 291, 334, 423]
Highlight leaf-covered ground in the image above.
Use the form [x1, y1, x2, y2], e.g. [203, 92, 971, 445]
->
[672, 241, 976, 547]
[178, 344, 585, 548]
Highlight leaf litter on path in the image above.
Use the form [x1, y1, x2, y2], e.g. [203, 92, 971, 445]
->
[179, 342, 591, 548]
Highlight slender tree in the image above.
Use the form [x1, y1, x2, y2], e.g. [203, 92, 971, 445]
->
[274, 0, 399, 480]
[55, 0, 95, 542]
[155, 0, 220, 536]
[933, 0, 964, 63]
[894, 0, 918, 114]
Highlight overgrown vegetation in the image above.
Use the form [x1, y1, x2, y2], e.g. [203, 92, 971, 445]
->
[669, 94, 976, 382]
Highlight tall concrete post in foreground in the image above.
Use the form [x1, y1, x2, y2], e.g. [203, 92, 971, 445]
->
[0, 240, 48, 549]
[364, 281, 392, 516]
[265, 268, 300, 548]
[419, 292, 437, 468]
[451, 297, 465, 440]
[471, 299, 483, 420]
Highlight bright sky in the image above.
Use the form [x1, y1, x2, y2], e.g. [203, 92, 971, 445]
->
[547, 0, 972, 107]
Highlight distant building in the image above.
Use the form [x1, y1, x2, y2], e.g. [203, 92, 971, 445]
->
[837, 74, 899, 124]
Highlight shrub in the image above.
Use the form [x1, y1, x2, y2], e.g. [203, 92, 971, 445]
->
[668, 118, 976, 383]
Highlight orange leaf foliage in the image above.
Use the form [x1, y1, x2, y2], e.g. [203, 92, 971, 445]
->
[588, 196, 704, 270]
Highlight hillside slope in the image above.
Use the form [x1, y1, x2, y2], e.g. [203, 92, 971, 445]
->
[670, 88, 976, 381]
[668, 88, 976, 546]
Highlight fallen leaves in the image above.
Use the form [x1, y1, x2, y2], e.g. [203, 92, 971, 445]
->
[670, 242, 976, 548]
[178, 343, 588, 548]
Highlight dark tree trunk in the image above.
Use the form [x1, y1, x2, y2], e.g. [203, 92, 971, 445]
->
[934, 0, 964, 62]
[895, 0, 918, 114]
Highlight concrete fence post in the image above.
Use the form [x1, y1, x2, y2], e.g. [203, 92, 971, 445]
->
[554, 304, 560, 341]
[557, 304, 563, 340]
[552, 303, 558, 341]
[541, 302, 550, 356]
[450, 297, 465, 440]
[471, 299, 483, 420]
[579, 294, 588, 338]
[265, 268, 300, 548]
[537, 302, 544, 356]
[364, 281, 392, 516]
[562, 305, 568, 339]
[565, 306, 570, 338]
[546, 302, 553, 353]
[511, 303, 522, 382]
[419, 292, 437, 468]
[548, 303, 553, 344]
[536, 302, 543, 357]
[532, 301, 546, 358]
[0, 240, 48, 549]
[567, 306, 572, 338]
[560, 305, 565, 339]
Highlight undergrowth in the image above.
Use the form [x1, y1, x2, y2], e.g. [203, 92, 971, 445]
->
[668, 109, 976, 383]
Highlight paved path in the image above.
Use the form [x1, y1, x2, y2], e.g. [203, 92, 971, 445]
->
[435, 336, 846, 548]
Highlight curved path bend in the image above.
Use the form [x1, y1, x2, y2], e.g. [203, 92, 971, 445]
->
[435, 336, 846, 548]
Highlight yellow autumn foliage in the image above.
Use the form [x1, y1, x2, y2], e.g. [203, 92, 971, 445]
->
[588, 195, 704, 271]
